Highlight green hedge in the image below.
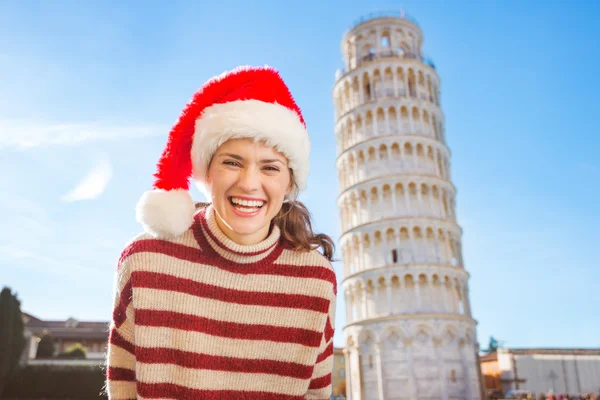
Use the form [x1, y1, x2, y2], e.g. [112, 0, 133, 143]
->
[2, 364, 108, 399]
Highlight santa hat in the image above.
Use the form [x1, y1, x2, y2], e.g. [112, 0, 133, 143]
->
[135, 65, 310, 238]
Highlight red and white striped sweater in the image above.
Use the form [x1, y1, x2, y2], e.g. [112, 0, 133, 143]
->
[105, 204, 337, 400]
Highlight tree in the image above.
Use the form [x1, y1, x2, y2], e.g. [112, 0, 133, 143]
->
[0, 286, 26, 395]
[483, 336, 500, 353]
[56, 342, 87, 359]
[36, 332, 55, 358]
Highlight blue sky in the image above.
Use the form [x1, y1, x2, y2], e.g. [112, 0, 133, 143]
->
[1, 0, 598, 350]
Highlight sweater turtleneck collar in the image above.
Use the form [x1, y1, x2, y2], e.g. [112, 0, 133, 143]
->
[192, 204, 283, 265]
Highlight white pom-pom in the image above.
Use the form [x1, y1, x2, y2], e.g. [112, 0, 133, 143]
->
[135, 189, 195, 238]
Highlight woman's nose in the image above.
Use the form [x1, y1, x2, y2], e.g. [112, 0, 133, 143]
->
[237, 168, 261, 192]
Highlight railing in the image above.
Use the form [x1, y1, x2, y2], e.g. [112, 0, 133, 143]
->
[336, 50, 436, 77]
[351, 10, 419, 28]
[26, 358, 104, 366]
[358, 49, 436, 69]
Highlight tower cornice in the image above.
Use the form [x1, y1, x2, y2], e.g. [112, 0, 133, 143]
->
[340, 215, 463, 241]
[342, 313, 478, 328]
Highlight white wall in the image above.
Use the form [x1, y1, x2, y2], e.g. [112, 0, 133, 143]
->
[498, 351, 600, 394]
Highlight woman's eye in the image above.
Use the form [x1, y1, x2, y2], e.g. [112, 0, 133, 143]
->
[264, 166, 279, 172]
[224, 160, 240, 167]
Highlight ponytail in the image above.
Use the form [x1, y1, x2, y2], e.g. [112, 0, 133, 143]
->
[272, 200, 336, 261]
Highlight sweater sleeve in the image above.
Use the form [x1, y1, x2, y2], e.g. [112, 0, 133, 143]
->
[105, 251, 137, 400]
[305, 284, 337, 399]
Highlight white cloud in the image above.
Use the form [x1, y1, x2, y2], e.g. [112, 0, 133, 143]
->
[61, 156, 112, 202]
[0, 119, 167, 149]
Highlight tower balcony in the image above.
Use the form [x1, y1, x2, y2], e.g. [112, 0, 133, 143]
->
[342, 265, 473, 324]
[336, 50, 436, 81]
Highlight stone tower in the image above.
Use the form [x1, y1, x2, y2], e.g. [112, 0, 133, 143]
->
[333, 12, 482, 400]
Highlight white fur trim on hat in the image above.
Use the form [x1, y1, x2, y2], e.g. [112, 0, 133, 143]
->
[135, 189, 195, 238]
[191, 99, 310, 200]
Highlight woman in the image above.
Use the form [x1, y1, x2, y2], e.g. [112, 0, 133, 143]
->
[105, 66, 337, 400]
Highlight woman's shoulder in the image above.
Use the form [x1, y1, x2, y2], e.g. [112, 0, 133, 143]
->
[305, 249, 338, 297]
[279, 244, 334, 269]
[307, 248, 335, 271]
[280, 247, 337, 291]
[119, 230, 161, 252]
[113, 231, 157, 271]
[116, 226, 199, 268]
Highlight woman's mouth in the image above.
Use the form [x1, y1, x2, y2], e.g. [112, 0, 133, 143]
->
[228, 196, 266, 214]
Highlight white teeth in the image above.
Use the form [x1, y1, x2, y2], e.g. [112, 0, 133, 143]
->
[236, 206, 258, 214]
[230, 197, 265, 208]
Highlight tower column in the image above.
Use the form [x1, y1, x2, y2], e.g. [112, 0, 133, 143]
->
[358, 239, 364, 272]
[463, 287, 473, 317]
[409, 231, 417, 264]
[460, 339, 473, 400]
[385, 112, 390, 135]
[361, 281, 368, 320]
[404, 188, 412, 221]
[375, 342, 386, 400]
[358, 77, 363, 104]
[350, 345, 362, 399]
[346, 289, 353, 323]
[442, 281, 450, 313]
[405, 338, 418, 400]
[434, 337, 449, 400]
[373, 115, 378, 136]
[386, 277, 393, 315]
[343, 347, 353, 400]
[417, 187, 423, 218]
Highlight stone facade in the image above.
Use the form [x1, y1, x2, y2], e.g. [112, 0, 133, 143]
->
[481, 348, 600, 396]
[333, 12, 482, 400]
[333, 346, 348, 397]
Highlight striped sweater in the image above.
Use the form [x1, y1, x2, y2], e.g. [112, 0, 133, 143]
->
[105, 204, 337, 400]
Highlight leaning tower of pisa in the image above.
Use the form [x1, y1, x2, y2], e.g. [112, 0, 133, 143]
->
[333, 13, 482, 400]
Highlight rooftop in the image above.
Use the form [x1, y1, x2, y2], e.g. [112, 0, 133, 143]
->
[350, 10, 419, 30]
[22, 312, 109, 340]
[482, 348, 600, 360]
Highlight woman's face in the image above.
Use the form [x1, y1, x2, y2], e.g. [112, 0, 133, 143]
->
[206, 138, 292, 245]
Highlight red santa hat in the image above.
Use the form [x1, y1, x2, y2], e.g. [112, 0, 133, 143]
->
[135, 65, 310, 238]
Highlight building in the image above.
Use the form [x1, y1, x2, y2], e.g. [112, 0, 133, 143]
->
[333, 346, 348, 397]
[333, 11, 482, 400]
[481, 348, 600, 396]
[21, 312, 109, 366]
[20, 311, 349, 395]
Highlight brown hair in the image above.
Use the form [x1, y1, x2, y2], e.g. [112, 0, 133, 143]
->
[272, 199, 336, 261]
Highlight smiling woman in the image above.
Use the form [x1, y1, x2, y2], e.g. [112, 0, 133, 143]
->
[105, 66, 337, 400]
